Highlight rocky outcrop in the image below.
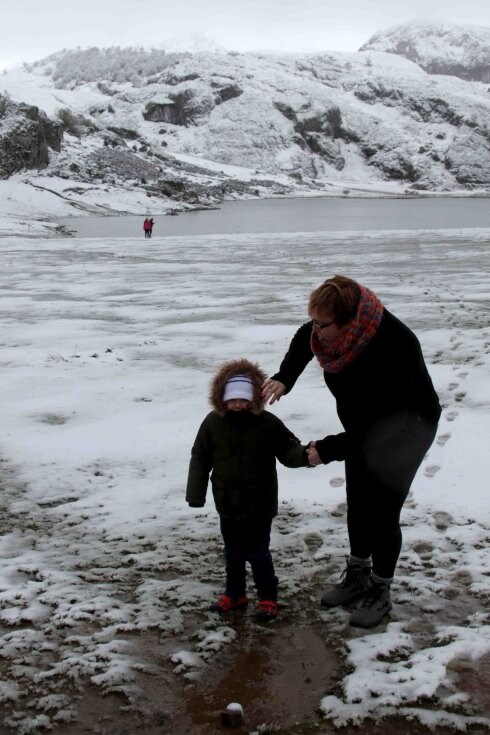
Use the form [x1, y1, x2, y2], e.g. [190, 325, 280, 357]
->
[87, 148, 162, 182]
[273, 105, 346, 170]
[144, 84, 217, 126]
[214, 84, 243, 104]
[0, 95, 63, 178]
[444, 133, 490, 185]
[106, 126, 139, 140]
[143, 101, 186, 125]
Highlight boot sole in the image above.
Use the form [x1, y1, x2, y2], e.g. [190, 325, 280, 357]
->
[320, 589, 367, 608]
[349, 602, 392, 628]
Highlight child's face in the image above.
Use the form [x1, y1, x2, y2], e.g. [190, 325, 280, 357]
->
[225, 399, 251, 412]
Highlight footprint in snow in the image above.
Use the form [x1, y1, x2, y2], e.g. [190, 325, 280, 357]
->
[303, 533, 323, 553]
[446, 410, 458, 422]
[329, 477, 345, 488]
[424, 465, 441, 478]
[433, 511, 454, 530]
[448, 382, 459, 390]
[437, 433, 451, 446]
[331, 502, 347, 518]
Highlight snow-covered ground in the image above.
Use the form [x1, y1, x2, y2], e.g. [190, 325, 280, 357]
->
[0, 218, 489, 732]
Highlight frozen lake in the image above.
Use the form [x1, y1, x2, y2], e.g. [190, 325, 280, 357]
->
[58, 194, 490, 238]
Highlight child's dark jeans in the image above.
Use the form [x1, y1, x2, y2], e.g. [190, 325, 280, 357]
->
[219, 515, 278, 601]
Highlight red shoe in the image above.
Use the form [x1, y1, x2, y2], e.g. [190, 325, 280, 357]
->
[257, 600, 278, 620]
[209, 594, 249, 613]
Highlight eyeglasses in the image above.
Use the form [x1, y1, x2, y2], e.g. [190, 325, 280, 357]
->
[312, 318, 335, 330]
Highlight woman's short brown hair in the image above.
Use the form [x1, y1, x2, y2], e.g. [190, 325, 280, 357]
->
[308, 275, 361, 327]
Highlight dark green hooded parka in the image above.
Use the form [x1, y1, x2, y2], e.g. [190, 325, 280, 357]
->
[186, 358, 309, 521]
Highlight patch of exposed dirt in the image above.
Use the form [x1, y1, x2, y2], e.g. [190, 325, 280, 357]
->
[1, 611, 489, 735]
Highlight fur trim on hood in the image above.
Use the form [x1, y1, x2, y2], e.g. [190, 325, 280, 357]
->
[210, 358, 267, 416]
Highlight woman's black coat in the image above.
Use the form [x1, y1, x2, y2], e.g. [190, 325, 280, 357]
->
[271, 309, 441, 465]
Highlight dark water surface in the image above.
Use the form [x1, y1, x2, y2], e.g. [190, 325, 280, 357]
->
[58, 195, 490, 238]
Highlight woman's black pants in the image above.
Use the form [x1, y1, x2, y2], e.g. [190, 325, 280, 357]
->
[345, 417, 437, 579]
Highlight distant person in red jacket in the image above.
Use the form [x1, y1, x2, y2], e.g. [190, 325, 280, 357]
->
[143, 218, 151, 238]
[148, 218, 154, 237]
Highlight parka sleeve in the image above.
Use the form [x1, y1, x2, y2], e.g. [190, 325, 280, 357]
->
[185, 416, 213, 507]
[270, 322, 314, 393]
[272, 417, 309, 468]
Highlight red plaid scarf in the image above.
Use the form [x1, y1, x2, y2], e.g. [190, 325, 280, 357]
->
[310, 286, 383, 373]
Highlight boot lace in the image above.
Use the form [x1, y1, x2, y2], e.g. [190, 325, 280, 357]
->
[359, 583, 387, 609]
[339, 564, 362, 588]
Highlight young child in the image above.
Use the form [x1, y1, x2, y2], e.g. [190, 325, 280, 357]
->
[186, 358, 311, 621]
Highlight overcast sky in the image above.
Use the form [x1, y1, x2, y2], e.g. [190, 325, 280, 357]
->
[1, 0, 490, 70]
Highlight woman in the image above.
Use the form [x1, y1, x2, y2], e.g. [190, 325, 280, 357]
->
[262, 275, 441, 628]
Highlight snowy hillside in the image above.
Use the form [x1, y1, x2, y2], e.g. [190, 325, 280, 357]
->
[360, 20, 490, 82]
[0, 21, 489, 225]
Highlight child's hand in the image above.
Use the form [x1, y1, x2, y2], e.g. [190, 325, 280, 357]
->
[262, 378, 286, 404]
[306, 441, 322, 466]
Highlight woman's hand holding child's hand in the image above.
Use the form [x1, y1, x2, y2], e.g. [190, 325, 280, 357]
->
[306, 441, 322, 466]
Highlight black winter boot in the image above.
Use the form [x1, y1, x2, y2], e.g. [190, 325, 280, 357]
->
[321, 561, 371, 608]
[349, 581, 392, 628]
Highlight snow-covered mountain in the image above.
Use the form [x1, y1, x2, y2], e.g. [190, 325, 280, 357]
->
[360, 20, 490, 82]
[1, 21, 489, 218]
[152, 32, 228, 55]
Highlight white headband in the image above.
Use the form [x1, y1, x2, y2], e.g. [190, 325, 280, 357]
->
[223, 375, 254, 402]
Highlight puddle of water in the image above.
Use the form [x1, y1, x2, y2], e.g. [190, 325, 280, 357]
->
[183, 618, 340, 733]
